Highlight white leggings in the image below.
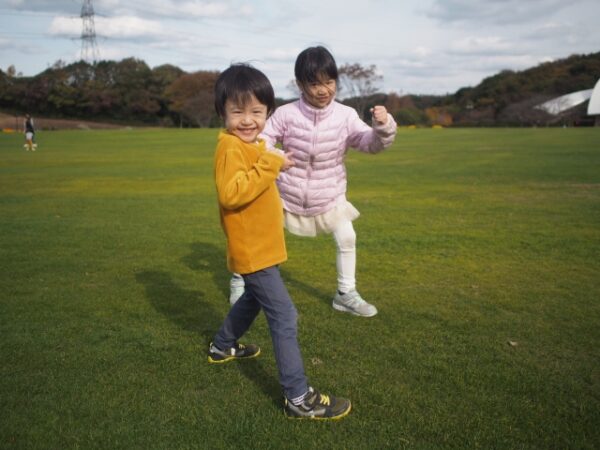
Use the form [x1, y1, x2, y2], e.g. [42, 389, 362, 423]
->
[231, 219, 358, 294]
[332, 219, 357, 293]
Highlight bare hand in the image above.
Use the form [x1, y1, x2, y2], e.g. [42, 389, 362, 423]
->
[280, 153, 295, 171]
[370, 105, 389, 126]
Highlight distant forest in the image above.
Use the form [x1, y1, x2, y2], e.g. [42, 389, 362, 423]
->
[1, 51, 599, 127]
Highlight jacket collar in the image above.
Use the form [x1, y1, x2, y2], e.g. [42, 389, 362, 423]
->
[298, 94, 336, 122]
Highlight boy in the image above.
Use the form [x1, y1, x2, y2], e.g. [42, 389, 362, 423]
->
[208, 64, 351, 420]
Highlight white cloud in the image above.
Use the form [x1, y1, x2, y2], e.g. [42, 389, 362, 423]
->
[5, 0, 75, 13]
[96, 16, 164, 39]
[0, 37, 11, 50]
[95, 0, 249, 19]
[425, 0, 577, 25]
[48, 17, 81, 36]
[48, 15, 165, 40]
[263, 48, 303, 62]
[449, 36, 515, 56]
[412, 46, 433, 58]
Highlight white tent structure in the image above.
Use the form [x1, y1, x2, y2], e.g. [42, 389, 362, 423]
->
[536, 78, 600, 119]
[588, 79, 600, 115]
[536, 88, 594, 115]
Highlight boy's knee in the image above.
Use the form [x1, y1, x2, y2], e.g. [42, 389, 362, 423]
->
[282, 302, 298, 322]
[272, 302, 298, 330]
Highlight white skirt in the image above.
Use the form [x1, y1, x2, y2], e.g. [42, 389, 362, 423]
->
[284, 196, 360, 237]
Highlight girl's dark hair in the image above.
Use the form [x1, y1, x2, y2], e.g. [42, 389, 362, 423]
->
[214, 64, 275, 118]
[294, 46, 338, 85]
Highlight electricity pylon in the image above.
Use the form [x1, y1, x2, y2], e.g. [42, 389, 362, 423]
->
[80, 0, 99, 63]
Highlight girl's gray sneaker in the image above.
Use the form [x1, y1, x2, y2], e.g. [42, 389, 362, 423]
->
[284, 387, 351, 420]
[332, 290, 378, 317]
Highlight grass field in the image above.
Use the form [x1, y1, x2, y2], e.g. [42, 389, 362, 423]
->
[1, 127, 599, 449]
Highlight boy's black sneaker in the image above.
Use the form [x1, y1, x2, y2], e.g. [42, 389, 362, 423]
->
[207, 342, 261, 364]
[284, 386, 351, 420]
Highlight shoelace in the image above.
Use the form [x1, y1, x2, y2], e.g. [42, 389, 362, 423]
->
[347, 294, 366, 307]
[318, 394, 331, 406]
[306, 390, 331, 407]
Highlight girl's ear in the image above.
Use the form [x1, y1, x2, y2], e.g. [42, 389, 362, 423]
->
[296, 80, 304, 92]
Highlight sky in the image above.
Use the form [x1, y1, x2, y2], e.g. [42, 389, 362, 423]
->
[0, 0, 599, 98]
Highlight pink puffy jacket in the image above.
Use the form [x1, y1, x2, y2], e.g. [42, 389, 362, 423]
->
[261, 95, 397, 216]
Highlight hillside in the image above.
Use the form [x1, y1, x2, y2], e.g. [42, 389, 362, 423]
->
[446, 51, 600, 125]
[2, 51, 598, 127]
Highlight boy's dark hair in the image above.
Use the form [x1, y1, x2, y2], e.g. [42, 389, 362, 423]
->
[294, 46, 338, 85]
[214, 64, 275, 118]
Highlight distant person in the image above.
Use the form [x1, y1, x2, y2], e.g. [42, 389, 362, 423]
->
[208, 63, 352, 420]
[23, 114, 37, 151]
[229, 46, 397, 317]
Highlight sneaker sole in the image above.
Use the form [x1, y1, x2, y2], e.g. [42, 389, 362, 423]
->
[284, 402, 352, 420]
[332, 302, 378, 317]
[207, 348, 261, 364]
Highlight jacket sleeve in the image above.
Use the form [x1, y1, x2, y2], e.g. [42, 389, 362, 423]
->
[215, 145, 284, 210]
[260, 111, 285, 153]
[346, 110, 397, 154]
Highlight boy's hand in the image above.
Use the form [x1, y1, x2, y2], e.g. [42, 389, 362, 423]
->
[370, 106, 389, 126]
[281, 153, 295, 171]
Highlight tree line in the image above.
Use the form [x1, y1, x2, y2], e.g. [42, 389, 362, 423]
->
[0, 58, 220, 128]
[1, 51, 598, 128]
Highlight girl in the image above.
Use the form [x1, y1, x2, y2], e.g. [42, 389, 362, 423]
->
[230, 46, 397, 317]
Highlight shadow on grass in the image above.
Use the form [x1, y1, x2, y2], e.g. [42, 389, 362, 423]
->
[180, 242, 230, 301]
[181, 241, 330, 306]
[135, 270, 220, 341]
[138, 242, 282, 406]
[280, 266, 331, 305]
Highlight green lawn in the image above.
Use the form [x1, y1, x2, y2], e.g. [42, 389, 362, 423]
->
[1, 127, 599, 449]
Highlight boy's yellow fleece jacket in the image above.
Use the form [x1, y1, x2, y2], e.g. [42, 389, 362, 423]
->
[214, 131, 286, 274]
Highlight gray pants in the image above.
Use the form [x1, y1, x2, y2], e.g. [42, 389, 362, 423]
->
[213, 266, 308, 400]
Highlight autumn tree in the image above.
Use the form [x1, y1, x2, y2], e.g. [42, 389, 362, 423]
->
[164, 71, 220, 127]
[424, 107, 453, 126]
[338, 63, 382, 119]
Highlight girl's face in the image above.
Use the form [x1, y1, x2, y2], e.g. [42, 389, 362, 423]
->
[224, 94, 268, 143]
[299, 76, 336, 109]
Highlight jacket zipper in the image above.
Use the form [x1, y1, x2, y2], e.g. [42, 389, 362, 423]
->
[303, 110, 318, 210]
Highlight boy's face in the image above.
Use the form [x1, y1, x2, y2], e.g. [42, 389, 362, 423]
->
[224, 95, 268, 143]
[299, 76, 336, 109]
